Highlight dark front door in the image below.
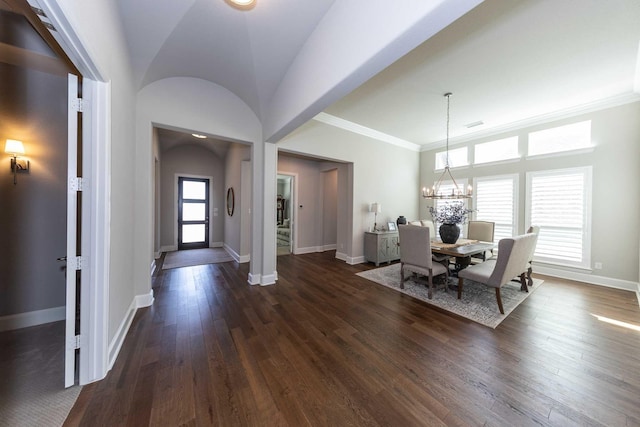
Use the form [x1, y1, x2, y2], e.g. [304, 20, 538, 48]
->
[178, 177, 209, 250]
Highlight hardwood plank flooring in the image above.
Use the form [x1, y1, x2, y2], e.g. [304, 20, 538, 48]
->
[65, 252, 640, 426]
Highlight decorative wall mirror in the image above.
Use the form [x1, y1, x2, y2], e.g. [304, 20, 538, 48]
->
[226, 187, 235, 216]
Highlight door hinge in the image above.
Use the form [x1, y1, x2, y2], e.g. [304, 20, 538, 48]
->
[67, 335, 81, 350]
[71, 97, 84, 112]
[69, 177, 84, 191]
[72, 256, 84, 271]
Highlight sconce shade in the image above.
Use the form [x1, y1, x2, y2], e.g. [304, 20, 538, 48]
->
[370, 203, 382, 214]
[5, 139, 25, 155]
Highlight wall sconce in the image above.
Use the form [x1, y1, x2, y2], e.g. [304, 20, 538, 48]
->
[5, 139, 29, 185]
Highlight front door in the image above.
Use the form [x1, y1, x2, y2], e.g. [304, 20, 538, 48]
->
[178, 177, 210, 250]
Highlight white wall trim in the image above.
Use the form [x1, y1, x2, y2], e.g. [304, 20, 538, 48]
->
[636, 283, 640, 307]
[224, 243, 250, 264]
[248, 273, 260, 286]
[0, 306, 65, 332]
[154, 251, 161, 259]
[161, 245, 177, 253]
[260, 273, 277, 286]
[534, 264, 638, 293]
[150, 259, 156, 276]
[107, 291, 154, 370]
[322, 244, 338, 251]
[336, 251, 365, 265]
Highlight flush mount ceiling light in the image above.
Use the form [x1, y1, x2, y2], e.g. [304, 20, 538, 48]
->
[225, 0, 256, 10]
[192, 133, 207, 139]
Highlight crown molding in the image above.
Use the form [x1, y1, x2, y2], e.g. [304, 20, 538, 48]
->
[420, 92, 640, 152]
[313, 112, 420, 152]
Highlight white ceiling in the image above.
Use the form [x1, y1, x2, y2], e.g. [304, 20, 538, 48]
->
[115, 0, 640, 150]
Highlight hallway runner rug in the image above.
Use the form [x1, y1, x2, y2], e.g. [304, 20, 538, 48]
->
[356, 263, 543, 328]
[162, 248, 235, 269]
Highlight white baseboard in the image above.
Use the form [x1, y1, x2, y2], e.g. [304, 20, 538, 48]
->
[0, 306, 65, 331]
[335, 252, 365, 265]
[636, 283, 640, 307]
[296, 245, 336, 255]
[534, 264, 639, 293]
[223, 243, 249, 263]
[108, 290, 154, 370]
[248, 272, 260, 285]
[261, 272, 277, 286]
[160, 245, 177, 253]
[154, 251, 161, 259]
[323, 244, 337, 251]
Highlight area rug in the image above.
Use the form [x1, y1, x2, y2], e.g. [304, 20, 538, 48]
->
[356, 263, 543, 328]
[162, 248, 235, 269]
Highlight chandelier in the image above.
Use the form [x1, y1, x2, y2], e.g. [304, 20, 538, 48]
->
[422, 92, 472, 199]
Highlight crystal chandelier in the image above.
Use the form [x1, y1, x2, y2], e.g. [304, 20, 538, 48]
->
[422, 92, 472, 199]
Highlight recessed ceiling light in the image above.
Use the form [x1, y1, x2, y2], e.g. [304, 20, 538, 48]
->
[226, 0, 256, 9]
[192, 133, 207, 139]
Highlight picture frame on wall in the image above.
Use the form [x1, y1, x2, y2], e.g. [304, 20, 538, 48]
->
[387, 222, 397, 231]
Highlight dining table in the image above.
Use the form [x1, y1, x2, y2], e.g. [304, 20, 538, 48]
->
[431, 238, 495, 274]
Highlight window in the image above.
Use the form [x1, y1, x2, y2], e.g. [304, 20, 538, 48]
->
[473, 174, 518, 242]
[526, 167, 591, 268]
[432, 180, 470, 238]
[435, 146, 468, 170]
[474, 137, 519, 164]
[528, 120, 592, 157]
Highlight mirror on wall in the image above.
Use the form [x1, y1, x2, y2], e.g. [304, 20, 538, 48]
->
[226, 187, 235, 216]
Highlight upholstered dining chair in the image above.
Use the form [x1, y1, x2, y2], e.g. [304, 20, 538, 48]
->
[524, 225, 540, 287]
[457, 233, 537, 314]
[398, 225, 449, 299]
[467, 220, 495, 261]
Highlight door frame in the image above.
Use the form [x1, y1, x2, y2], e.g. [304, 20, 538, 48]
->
[276, 172, 297, 254]
[36, 0, 111, 385]
[174, 173, 214, 250]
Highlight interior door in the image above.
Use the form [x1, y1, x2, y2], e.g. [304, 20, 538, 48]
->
[65, 73, 81, 387]
[178, 177, 210, 250]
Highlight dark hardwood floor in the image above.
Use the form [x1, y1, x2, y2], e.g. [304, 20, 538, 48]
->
[65, 252, 640, 426]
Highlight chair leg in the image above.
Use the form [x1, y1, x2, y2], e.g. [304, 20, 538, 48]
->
[519, 273, 528, 292]
[495, 288, 505, 314]
[427, 271, 433, 299]
[457, 277, 463, 299]
[400, 262, 405, 289]
[527, 265, 533, 287]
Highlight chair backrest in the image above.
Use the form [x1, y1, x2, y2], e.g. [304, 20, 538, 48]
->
[468, 221, 495, 243]
[526, 225, 540, 261]
[398, 225, 433, 269]
[487, 233, 538, 287]
[420, 220, 436, 238]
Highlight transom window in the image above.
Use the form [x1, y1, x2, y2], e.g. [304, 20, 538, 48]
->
[528, 120, 592, 157]
[474, 137, 519, 164]
[435, 146, 468, 170]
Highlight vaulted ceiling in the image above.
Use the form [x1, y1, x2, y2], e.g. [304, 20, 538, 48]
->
[114, 0, 640, 150]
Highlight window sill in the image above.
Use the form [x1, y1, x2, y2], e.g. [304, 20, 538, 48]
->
[526, 146, 595, 161]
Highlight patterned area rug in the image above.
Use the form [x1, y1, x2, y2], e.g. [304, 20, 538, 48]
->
[162, 248, 234, 269]
[356, 263, 543, 328]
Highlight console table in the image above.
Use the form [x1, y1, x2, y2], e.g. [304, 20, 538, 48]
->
[364, 231, 400, 266]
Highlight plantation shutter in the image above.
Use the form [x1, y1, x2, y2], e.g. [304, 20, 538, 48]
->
[434, 180, 469, 238]
[527, 167, 591, 268]
[474, 176, 517, 242]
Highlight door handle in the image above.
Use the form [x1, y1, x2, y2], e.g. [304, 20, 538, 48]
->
[57, 256, 67, 262]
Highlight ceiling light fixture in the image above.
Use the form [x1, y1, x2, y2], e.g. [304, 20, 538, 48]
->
[226, 0, 256, 9]
[422, 93, 472, 200]
[192, 133, 207, 139]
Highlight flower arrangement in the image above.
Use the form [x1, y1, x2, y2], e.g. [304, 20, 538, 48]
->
[429, 201, 473, 225]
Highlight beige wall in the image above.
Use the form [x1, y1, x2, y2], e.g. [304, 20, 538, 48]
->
[278, 120, 420, 261]
[159, 144, 226, 249]
[224, 143, 251, 258]
[420, 101, 640, 283]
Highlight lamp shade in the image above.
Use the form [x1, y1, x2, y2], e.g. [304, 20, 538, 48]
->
[5, 139, 25, 155]
[370, 203, 382, 213]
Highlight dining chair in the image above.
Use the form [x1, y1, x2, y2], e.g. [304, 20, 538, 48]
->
[524, 225, 540, 287]
[398, 225, 449, 299]
[457, 233, 537, 314]
[467, 220, 495, 261]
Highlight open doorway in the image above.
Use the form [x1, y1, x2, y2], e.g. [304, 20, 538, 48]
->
[276, 174, 294, 255]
